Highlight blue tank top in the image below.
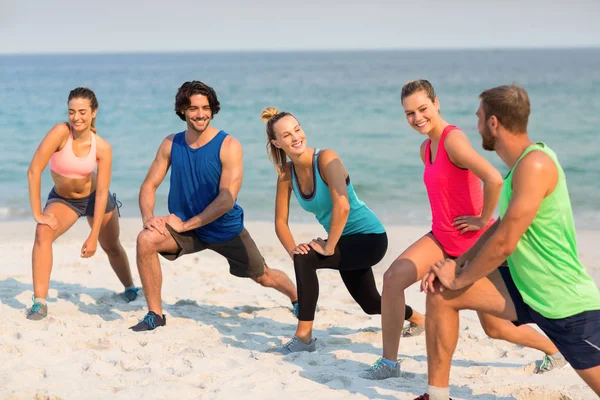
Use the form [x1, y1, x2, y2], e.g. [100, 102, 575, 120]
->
[168, 131, 244, 243]
[291, 149, 385, 236]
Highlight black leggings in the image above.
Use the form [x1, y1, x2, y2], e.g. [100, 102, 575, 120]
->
[294, 232, 414, 321]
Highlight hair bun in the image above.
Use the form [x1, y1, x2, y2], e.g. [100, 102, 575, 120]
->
[261, 107, 279, 122]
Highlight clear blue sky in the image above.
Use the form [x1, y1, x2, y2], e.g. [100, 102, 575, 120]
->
[1, 0, 599, 54]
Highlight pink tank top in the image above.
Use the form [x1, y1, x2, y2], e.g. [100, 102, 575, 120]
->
[49, 128, 97, 179]
[423, 124, 494, 257]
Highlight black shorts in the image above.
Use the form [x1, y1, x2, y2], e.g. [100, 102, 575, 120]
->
[499, 267, 600, 370]
[45, 187, 119, 218]
[160, 225, 265, 279]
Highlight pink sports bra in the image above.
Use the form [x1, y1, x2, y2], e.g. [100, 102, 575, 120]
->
[49, 126, 97, 179]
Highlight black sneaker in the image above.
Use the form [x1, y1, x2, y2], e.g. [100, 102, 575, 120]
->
[129, 311, 166, 332]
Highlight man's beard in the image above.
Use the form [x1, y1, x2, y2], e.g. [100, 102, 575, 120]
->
[189, 118, 209, 134]
[481, 127, 496, 151]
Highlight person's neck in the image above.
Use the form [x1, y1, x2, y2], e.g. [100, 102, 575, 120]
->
[495, 132, 534, 169]
[71, 126, 92, 140]
[185, 126, 218, 146]
[426, 118, 449, 141]
[289, 148, 315, 172]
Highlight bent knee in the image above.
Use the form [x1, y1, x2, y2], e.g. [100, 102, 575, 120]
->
[136, 229, 161, 251]
[480, 318, 507, 339]
[101, 242, 123, 258]
[253, 272, 273, 287]
[361, 305, 381, 315]
[293, 251, 318, 269]
[35, 224, 55, 245]
[383, 262, 415, 289]
[426, 290, 451, 309]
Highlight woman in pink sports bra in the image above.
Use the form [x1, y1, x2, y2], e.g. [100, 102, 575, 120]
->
[363, 80, 563, 379]
[26, 87, 138, 320]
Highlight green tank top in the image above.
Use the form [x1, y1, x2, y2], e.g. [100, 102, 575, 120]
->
[499, 143, 600, 318]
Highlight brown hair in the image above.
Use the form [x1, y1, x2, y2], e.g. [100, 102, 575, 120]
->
[401, 79, 436, 103]
[261, 107, 295, 176]
[174, 81, 220, 121]
[68, 87, 98, 132]
[479, 84, 530, 133]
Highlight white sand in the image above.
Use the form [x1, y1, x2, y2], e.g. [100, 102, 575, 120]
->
[0, 219, 598, 400]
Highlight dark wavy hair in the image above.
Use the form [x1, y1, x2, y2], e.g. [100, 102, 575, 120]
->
[174, 81, 220, 121]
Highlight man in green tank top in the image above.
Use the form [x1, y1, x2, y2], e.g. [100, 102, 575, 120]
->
[414, 85, 600, 400]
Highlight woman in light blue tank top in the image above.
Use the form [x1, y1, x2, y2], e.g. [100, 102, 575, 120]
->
[261, 107, 420, 354]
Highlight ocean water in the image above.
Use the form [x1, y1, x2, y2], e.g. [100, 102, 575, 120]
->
[1, 49, 599, 228]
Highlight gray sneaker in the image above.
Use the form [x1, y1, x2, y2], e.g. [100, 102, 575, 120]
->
[359, 357, 401, 380]
[277, 337, 317, 354]
[535, 353, 568, 374]
[27, 299, 48, 321]
[402, 322, 425, 337]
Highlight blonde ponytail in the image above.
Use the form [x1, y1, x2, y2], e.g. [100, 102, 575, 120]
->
[261, 107, 294, 176]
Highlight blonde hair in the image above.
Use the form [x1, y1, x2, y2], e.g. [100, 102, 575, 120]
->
[261, 107, 295, 176]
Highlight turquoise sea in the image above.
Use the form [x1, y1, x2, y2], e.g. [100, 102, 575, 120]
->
[0, 49, 599, 227]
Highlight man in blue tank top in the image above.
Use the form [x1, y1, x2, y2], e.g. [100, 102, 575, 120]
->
[130, 81, 298, 331]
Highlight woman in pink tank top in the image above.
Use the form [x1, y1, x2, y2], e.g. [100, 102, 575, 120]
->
[364, 80, 562, 379]
[26, 88, 138, 320]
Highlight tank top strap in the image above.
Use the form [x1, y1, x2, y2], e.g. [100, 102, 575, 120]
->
[440, 124, 459, 145]
[436, 124, 460, 160]
[89, 130, 97, 157]
[313, 148, 325, 184]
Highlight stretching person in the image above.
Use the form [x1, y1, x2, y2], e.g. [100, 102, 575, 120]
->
[417, 84, 600, 400]
[26, 87, 138, 320]
[362, 80, 563, 379]
[261, 107, 420, 354]
[131, 82, 297, 331]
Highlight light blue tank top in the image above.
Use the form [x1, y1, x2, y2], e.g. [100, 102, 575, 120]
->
[291, 149, 385, 236]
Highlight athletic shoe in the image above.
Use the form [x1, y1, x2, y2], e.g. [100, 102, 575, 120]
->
[277, 337, 317, 354]
[26, 297, 48, 321]
[129, 311, 166, 332]
[359, 357, 401, 380]
[535, 353, 568, 373]
[291, 301, 299, 319]
[123, 287, 140, 302]
[402, 322, 425, 337]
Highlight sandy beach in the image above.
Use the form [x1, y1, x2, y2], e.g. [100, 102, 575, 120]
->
[0, 218, 598, 400]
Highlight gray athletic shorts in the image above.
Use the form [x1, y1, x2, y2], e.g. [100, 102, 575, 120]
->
[160, 225, 265, 279]
[45, 187, 119, 218]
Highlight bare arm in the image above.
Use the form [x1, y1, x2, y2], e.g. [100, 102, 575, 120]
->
[90, 136, 112, 238]
[454, 219, 500, 267]
[80, 136, 111, 257]
[139, 135, 173, 230]
[27, 123, 69, 228]
[180, 136, 243, 231]
[437, 150, 558, 290]
[445, 130, 503, 231]
[317, 149, 350, 254]
[274, 164, 298, 258]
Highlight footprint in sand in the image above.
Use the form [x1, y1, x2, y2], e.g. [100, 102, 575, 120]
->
[516, 388, 573, 400]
